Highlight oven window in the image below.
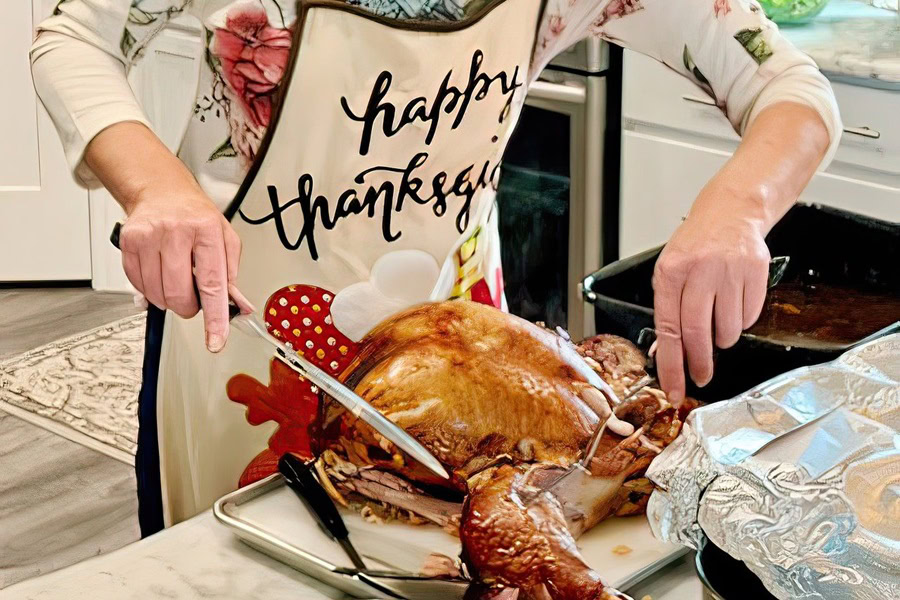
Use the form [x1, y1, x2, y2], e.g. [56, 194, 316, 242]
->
[497, 105, 571, 330]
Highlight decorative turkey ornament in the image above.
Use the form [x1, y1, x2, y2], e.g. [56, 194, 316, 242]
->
[228, 284, 359, 487]
[263, 284, 358, 377]
[238, 448, 280, 488]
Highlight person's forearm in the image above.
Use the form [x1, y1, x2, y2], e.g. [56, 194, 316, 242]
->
[84, 121, 251, 351]
[653, 101, 830, 404]
[689, 101, 830, 233]
[85, 121, 201, 214]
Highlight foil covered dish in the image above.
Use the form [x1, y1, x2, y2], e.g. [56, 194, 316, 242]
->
[649, 332, 900, 600]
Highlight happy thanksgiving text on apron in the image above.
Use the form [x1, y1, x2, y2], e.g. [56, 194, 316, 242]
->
[238, 49, 524, 261]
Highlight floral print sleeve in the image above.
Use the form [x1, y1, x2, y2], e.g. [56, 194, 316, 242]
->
[32, 0, 840, 191]
[45, 0, 192, 69]
[31, 0, 195, 185]
[534, 0, 840, 140]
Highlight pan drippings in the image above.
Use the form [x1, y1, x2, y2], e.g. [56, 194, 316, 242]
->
[748, 282, 900, 348]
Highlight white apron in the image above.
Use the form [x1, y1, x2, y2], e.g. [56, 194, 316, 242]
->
[155, 0, 544, 525]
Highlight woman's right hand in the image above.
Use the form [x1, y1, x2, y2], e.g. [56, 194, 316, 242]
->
[120, 188, 253, 352]
[85, 122, 253, 352]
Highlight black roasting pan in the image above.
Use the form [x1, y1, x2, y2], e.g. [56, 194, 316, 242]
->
[582, 203, 899, 401]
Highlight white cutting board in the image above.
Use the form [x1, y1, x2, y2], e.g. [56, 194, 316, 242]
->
[230, 482, 685, 589]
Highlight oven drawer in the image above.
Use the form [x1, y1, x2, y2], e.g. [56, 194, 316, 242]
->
[622, 50, 900, 177]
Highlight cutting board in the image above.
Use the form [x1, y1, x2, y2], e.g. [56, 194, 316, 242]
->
[216, 475, 686, 595]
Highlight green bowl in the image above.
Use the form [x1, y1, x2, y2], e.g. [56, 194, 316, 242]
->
[758, 0, 830, 24]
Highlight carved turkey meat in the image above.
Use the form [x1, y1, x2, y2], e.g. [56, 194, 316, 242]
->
[313, 300, 683, 600]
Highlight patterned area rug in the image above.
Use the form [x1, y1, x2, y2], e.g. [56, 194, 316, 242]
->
[0, 314, 145, 456]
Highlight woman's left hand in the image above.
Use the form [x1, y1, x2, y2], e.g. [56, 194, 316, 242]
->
[651, 184, 771, 406]
[650, 102, 830, 406]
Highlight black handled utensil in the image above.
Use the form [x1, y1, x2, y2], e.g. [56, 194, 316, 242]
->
[110, 222, 242, 320]
[279, 454, 471, 599]
[278, 454, 367, 571]
[622, 257, 791, 401]
[627, 326, 722, 400]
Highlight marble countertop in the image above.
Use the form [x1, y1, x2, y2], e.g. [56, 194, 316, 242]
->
[2, 510, 351, 600]
[3, 508, 703, 600]
[781, 0, 900, 88]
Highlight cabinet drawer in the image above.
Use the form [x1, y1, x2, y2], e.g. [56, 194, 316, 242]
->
[622, 50, 740, 144]
[830, 81, 900, 176]
[622, 50, 900, 177]
[620, 132, 729, 257]
[620, 132, 900, 258]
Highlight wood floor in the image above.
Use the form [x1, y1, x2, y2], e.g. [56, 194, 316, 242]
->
[0, 412, 140, 588]
[0, 288, 140, 358]
[0, 288, 142, 589]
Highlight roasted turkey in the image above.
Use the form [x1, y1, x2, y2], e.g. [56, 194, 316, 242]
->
[309, 300, 684, 600]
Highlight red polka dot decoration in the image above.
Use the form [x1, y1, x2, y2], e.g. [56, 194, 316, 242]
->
[263, 284, 358, 380]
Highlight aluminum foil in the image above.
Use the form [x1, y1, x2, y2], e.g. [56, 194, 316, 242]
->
[646, 333, 900, 600]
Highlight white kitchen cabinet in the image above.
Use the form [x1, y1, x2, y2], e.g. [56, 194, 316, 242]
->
[2, 3, 201, 287]
[620, 51, 740, 147]
[0, 0, 91, 282]
[619, 50, 900, 258]
[620, 130, 900, 257]
[620, 132, 729, 257]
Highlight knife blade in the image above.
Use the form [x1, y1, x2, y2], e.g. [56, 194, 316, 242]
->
[110, 221, 448, 481]
[234, 313, 449, 481]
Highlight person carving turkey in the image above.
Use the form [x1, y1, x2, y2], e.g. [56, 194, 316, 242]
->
[31, 0, 838, 589]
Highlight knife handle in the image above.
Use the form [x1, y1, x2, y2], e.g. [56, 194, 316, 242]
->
[279, 454, 349, 540]
[278, 454, 368, 571]
[110, 222, 241, 320]
[636, 328, 658, 375]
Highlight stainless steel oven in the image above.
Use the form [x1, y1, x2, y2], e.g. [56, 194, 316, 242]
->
[497, 38, 613, 339]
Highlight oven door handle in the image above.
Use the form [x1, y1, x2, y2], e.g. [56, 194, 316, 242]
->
[528, 80, 586, 105]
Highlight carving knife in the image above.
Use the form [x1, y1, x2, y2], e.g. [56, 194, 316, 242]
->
[233, 313, 449, 480]
[109, 222, 449, 481]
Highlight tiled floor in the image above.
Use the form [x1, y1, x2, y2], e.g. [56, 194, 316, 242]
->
[0, 288, 142, 589]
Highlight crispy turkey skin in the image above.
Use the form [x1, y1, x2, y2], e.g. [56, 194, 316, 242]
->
[316, 300, 683, 600]
[337, 301, 624, 488]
